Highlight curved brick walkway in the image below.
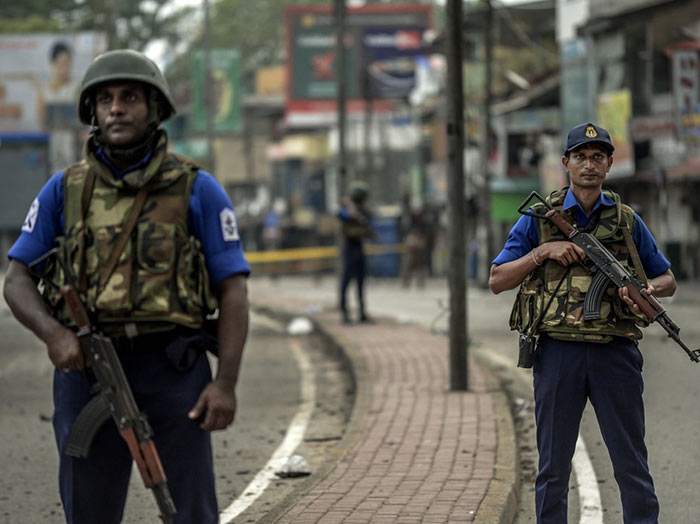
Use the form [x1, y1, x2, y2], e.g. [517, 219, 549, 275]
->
[251, 278, 516, 524]
[281, 313, 497, 524]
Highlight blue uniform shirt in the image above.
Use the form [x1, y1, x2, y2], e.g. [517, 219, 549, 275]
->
[9, 167, 250, 286]
[492, 188, 671, 279]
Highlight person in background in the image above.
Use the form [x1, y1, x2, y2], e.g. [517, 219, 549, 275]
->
[338, 181, 374, 324]
[42, 41, 82, 172]
[400, 204, 427, 288]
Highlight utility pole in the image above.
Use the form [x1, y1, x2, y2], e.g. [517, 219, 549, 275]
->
[334, 0, 348, 308]
[480, 0, 494, 287]
[361, 67, 373, 185]
[445, 0, 468, 391]
[105, 0, 117, 48]
[334, 0, 348, 200]
[202, 0, 216, 174]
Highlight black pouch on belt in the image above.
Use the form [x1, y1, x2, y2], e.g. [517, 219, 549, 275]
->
[517, 333, 536, 369]
[164, 323, 219, 371]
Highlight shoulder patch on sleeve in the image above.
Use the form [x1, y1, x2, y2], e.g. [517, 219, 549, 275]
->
[220, 208, 240, 241]
[21, 198, 40, 233]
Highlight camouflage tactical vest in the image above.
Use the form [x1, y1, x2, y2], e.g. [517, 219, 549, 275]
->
[341, 207, 372, 242]
[43, 131, 218, 335]
[509, 188, 649, 343]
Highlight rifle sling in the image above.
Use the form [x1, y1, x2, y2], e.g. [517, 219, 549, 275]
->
[99, 184, 151, 289]
[77, 169, 97, 294]
[620, 216, 648, 287]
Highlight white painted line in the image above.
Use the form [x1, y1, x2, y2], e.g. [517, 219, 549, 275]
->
[574, 433, 604, 524]
[219, 338, 316, 523]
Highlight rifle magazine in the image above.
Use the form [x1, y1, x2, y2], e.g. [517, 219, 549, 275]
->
[65, 394, 111, 458]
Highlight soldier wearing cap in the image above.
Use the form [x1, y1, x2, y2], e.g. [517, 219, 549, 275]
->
[489, 122, 676, 523]
[3, 49, 250, 523]
[338, 181, 374, 324]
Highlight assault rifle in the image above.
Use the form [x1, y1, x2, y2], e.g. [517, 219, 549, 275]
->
[29, 249, 176, 523]
[518, 191, 700, 364]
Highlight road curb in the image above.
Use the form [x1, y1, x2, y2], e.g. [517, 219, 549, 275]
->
[251, 305, 371, 524]
[473, 351, 520, 524]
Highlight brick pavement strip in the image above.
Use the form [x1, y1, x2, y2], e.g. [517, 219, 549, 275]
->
[252, 289, 517, 524]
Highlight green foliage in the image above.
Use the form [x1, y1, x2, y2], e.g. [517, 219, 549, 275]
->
[207, 0, 328, 74]
[0, 0, 74, 33]
[0, 0, 191, 51]
[0, 15, 61, 33]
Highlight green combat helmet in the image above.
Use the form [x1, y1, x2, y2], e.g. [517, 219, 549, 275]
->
[78, 49, 176, 125]
[349, 181, 369, 204]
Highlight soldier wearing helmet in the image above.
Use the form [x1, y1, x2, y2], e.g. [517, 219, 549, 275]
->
[4, 49, 250, 524]
[338, 181, 374, 324]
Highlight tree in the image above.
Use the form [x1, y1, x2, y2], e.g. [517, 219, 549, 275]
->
[0, 0, 192, 51]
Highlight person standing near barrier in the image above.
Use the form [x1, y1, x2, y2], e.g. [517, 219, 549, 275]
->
[400, 205, 427, 288]
[338, 181, 374, 324]
[489, 122, 676, 524]
[3, 49, 250, 524]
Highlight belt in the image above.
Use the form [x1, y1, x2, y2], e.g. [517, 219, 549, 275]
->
[110, 326, 198, 352]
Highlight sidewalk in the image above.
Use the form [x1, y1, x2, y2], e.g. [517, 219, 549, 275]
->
[250, 277, 518, 524]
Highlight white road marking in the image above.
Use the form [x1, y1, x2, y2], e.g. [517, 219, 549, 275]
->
[219, 337, 316, 523]
[574, 434, 604, 523]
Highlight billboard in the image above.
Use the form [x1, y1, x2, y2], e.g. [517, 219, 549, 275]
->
[192, 49, 242, 134]
[285, 4, 432, 126]
[0, 33, 106, 172]
[597, 89, 635, 177]
[0, 33, 106, 132]
[670, 45, 700, 144]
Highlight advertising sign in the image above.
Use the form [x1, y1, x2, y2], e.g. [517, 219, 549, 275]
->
[285, 4, 432, 125]
[192, 49, 242, 134]
[597, 89, 635, 177]
[0, 33, 106, 172]
[0, 33, 106, 132]
[671, 48, 699, 138]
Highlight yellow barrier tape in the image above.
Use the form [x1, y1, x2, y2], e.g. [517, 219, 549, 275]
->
[246, 243, 404, 264]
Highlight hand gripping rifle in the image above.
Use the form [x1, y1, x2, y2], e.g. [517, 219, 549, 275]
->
[518, 191, 700, 363]
[29, 249, 177, 523]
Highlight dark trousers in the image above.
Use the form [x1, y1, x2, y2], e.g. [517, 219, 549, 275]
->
[53, 345, 218, 524]
[533, 335, 659, 524]
[340, 243, 366, 317]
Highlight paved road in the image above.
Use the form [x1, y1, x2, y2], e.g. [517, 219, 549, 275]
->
[3, 274, 699, 523]
[0, 293, 352, 523]
[248, 276, 700, 524]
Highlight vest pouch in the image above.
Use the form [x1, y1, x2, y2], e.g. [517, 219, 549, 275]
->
[509, 276, 541, 334]
[92, 225, 133, 313]
[176, 236, 216, 316]
[40, 236, 76, 310]
[565, 272, 601, 328]
[135, 221, 176, 312]
[540, 262, 569, 328]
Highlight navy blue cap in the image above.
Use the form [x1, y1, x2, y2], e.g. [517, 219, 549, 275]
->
[564, 122, 614, 155]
